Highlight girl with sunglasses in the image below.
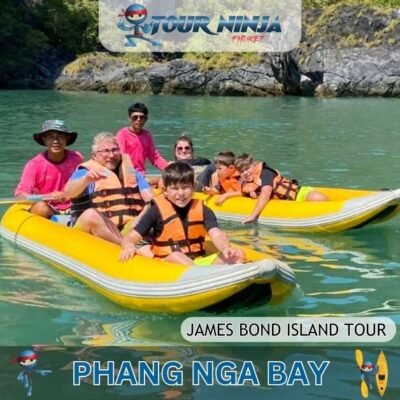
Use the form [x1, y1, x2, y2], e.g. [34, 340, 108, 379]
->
[173, 134, 211, 191]
[174, 134, 211, 167]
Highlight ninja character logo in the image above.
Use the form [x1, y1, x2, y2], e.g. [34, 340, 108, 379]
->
[16, 350, 52, 397]
[117, 4, 162, 47]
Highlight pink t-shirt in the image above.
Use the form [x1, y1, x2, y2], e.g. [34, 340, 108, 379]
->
[15, 150, 84, 211]
[116, 127, 168, 174]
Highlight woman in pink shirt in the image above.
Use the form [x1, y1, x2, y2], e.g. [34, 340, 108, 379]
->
[15, 120, 84, 218]
[116, 103, 168, 174]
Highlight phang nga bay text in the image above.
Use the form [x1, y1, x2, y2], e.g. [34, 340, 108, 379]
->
[149, 15, 282, 35]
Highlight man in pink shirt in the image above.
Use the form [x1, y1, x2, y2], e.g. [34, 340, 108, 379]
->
[116, 102, 169, 174]
[15, 120, 84, 218]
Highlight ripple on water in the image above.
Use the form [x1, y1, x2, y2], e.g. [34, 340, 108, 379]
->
[0, 241, 115, 312]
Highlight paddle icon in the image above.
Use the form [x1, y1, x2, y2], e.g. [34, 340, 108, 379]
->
[355, 349, 388, 398]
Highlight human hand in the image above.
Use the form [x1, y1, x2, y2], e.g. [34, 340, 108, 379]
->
[119, 244, 136, 262]
[202, 186, 220, 196]
[215, 194, 227, 205]
[85, 169, 109, 183]
[51, 191, 66, 202]
[242, 215, 258, 225]
[249, 191, 258, 199]
[222, 247, 246, 264]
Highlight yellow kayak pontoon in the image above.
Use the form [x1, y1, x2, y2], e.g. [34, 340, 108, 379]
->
[0, 204, 296, 313]
[195, 187, 400, 233]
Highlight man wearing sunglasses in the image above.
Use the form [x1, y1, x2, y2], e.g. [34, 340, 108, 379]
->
[116, 102, 168, 175]
[65, 132, 154, 244]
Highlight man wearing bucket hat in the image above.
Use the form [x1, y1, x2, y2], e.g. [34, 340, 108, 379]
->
[15, 120, 84, 218]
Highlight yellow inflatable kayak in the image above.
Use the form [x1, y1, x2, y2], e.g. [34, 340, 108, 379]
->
[194, 187, 400, 233]
[376, 351, 388, 398]
[0, 204, 296, 313]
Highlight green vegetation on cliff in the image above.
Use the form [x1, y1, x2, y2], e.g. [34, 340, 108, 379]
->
[0, 0, 399, 87]
[0, 0, 98, 87]
[304, 0, 400, 6]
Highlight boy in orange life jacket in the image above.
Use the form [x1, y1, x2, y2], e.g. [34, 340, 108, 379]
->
[202, 152, 242, 206]
[234, 154, 328, 225]
[120, 161, 245, 265]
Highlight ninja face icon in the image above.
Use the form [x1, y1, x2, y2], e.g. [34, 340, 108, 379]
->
[125, 4, 148, 25]
[18, 350, 38, 370]
[117, 4, 162, 47]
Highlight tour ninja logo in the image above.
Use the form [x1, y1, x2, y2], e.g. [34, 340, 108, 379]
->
[355, 349, 388, 398]
[117, 2, 282, 49]
[99, 0, 302, 52]
[13, 349, 52, 397]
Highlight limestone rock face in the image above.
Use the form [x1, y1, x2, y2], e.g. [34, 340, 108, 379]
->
[53, 4, 400, 97]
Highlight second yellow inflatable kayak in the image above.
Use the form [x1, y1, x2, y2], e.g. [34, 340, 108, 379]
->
[194, 187, 400, 233]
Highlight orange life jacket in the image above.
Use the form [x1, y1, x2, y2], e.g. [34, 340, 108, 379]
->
[241, 162, 299, 201]
[151, 195, 207, 259]
[71, 155, 144, 228]
[219, 168, 241, 193]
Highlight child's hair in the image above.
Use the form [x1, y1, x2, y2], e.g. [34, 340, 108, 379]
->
[128, 102, 148, 116]
[162, 161, 194, 187]
[214, 151, 236, 167]
[234, 153, 256, 172]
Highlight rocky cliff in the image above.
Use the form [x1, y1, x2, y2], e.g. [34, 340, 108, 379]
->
[54, 4, 400, 97]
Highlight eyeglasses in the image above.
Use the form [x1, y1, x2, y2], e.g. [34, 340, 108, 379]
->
[130, 114, 147, 121]
[176, 146, 192, 151]
[96, 147, 121, 156]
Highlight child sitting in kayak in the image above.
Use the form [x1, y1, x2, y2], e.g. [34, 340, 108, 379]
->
[232, 154, 328, 224]
[120, 161, 245, 265]
[202, 151, 242, 205]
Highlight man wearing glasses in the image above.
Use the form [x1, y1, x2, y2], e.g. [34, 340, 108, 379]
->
[116, 102, 168, 175]
[65, 133, 153, 244]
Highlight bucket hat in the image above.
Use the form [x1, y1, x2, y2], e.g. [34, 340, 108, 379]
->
[33, 120, 78, 146]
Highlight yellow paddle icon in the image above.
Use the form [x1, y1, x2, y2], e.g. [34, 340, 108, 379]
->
[355, 349, 388, 398]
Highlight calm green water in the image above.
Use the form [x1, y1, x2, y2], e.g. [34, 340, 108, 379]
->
[0, 91, 399, 398]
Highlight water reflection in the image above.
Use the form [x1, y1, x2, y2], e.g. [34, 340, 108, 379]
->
[0, 241, 115, 312]
[222, 223, 400, 322]
[1, 219, 399, 346]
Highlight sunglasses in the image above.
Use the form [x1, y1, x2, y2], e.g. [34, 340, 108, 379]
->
[130, 114, 147, 121]
[176, 146, 192, 151]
